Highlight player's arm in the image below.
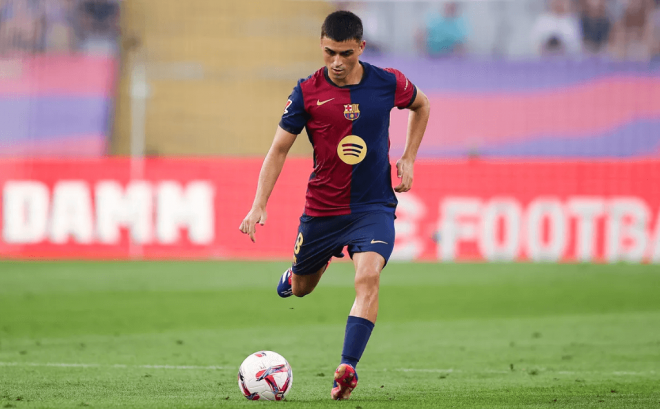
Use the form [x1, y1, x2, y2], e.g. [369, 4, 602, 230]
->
[239, 126, 297, 242]
[395, 88, 430, 193]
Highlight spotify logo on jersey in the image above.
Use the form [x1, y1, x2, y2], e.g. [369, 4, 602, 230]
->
[337, 135, 367, 165]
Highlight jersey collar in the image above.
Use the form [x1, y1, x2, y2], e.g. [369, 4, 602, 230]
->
[323, 61, 369, 89]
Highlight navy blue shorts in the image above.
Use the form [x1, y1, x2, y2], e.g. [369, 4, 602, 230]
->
[291, 211, 395, 276]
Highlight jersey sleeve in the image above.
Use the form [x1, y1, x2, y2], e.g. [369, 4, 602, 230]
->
[278, 80, 309, 135]
[385, 68, 417, 110]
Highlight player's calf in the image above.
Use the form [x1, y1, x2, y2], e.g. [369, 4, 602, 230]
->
[286, 260, 332, 298]
[277, 266, 324, 298]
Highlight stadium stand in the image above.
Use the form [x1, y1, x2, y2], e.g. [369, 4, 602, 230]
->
[112, 0, 332, 157]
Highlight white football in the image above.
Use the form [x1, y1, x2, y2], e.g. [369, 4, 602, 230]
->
[238, 351, 293, 401]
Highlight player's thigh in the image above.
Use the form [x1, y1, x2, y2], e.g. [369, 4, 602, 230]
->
[291, 214, 344, 278]
[345, 211, 395, 266]
[352, 251, 386, 284]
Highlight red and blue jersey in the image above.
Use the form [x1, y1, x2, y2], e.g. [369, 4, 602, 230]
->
[279, 61, 417, 217]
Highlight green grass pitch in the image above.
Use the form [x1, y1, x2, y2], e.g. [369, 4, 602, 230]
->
[0, 261, 659, 408]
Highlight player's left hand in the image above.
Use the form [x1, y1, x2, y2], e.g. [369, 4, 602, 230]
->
[394, 158, 414, 193]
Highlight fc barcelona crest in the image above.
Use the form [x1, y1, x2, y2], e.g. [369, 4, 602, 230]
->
[344, 104, 360, 121]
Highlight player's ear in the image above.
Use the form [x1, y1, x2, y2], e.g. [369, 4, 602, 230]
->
[359, 40, 366, 53]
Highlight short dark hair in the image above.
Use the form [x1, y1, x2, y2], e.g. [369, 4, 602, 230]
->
[321, 11, 363, 42]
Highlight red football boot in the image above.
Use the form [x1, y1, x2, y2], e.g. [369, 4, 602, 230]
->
[330, 364, 357, 400]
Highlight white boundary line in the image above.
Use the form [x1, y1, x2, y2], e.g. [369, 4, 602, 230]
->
[0, 362, 231, 370]
[0, 362, 656, 376]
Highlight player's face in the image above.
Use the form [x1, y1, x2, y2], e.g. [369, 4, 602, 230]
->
[321, 37, 365, 84]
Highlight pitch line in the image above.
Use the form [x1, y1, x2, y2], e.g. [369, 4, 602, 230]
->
[0, 362, 458, 372]
[0, 362, 655, 376]
[0, 362, 231, 370]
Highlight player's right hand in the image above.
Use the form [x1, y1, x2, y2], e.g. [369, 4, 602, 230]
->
[239, 207, 267, 243]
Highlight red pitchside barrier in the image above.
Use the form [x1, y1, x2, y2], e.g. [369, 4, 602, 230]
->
[0, 158, 659, 263]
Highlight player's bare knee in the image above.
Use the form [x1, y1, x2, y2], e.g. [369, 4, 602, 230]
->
[354, 268, 380, 291]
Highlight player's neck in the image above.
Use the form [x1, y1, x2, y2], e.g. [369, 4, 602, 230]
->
[334, 63, 364, 87]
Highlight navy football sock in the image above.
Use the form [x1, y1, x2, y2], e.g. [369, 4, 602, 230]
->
[339, 316, 374, 376]
[276, 268, 293, 298]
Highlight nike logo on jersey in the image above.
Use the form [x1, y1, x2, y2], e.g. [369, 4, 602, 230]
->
[317, 98, 335, 106]
[371, 239, 389, 245]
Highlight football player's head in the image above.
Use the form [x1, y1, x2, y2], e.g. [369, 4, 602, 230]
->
[320, 11, 366, 83]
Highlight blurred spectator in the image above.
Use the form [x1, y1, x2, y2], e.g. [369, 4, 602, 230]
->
[418, 2, 468, 57]
[44, 0, 74, 52]
[76, 0, 119, 55]
[610, 0, 654, 60]
[580, 0, 612, 54]
[0, 0, 47, 54]
[531, 0, 582, 57]
[648, 0, 660, 57]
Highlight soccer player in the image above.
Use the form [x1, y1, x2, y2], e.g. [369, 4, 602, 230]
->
[239, 10, 430, 400]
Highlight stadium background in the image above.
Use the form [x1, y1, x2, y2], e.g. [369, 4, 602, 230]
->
[1, 0, 659, 263]
[1, 1, 660, 407]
